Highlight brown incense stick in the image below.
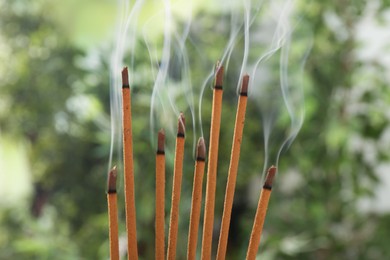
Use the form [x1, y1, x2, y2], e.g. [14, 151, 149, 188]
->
[121, 67, 138, 260]
[107, 166, 119, 260]
[187, 138, 207, 260]
[246, 166, 277, 260]
[216, 75, 250, 260]
[155, 129, 166, 260]
[201, 62, 224, 260]
[167, 113, 186, 260]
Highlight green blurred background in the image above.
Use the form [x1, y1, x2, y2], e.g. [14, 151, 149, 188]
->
[1, 0, 390, 259]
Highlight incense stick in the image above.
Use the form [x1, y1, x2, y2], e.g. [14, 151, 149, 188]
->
[201, 62, 224, 260]
[107, 166, 119, 260]
[216, 75, 250, 260]
[246, 166, 277, 260]
[155, 129, 166, 260]
[187, 138, 206, 260]
[121, 67, 138, 260]
[167, 113, 186, 260]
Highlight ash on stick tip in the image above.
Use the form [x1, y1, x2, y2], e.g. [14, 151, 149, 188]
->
[107, 166, 117, 193]
[177, 113, 185, 137]
[157, 129, 165, 153]
[121, 67, 129, 87]
[264, 166, 277, 189]
[214, 61, 224, 88]
[240, 74, 250, 95]
[196, 137, 206, 161]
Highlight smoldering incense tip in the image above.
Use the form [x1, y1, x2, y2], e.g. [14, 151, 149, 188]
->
[196, 137, 206, 161]
[263, 166, 277, 190]
[240, 74, 250, 95]
[157, 129, 165, 154]
[177, 113, 185, 137]
[107, 166, 117, 193]
[214, 61, 224, 88]
[122, 67, 129, 88]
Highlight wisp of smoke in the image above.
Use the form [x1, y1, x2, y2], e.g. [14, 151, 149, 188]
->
[108, 0, 312, 179]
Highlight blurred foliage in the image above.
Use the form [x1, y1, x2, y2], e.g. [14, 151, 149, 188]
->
[1, 0, 390, 259]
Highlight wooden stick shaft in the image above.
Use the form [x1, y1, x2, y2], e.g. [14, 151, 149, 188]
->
[201, 88, 223, 260]
[216, 93, 248, 260]
[155, 153, 165, 260]
[122, 87, 138, 259]
[108, 193, 120, 260]
[167, 137, 185, 260]
[246, 189, 272, 260]
[187, 159, 206, 260]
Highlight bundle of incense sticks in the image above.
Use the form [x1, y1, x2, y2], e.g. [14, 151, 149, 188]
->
[106, 64, 277, 260]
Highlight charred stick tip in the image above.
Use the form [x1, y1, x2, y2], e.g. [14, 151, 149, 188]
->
[107, 166, 117, 193]
[157, 129, 165, 153]
[214, 61, 224, 88]
[196, 137, 206, 161]
[240, 74, 250, 95]
[122, 67, 129, 88]
[263, 166, 277, 190]
[177, 113, 185, 137]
